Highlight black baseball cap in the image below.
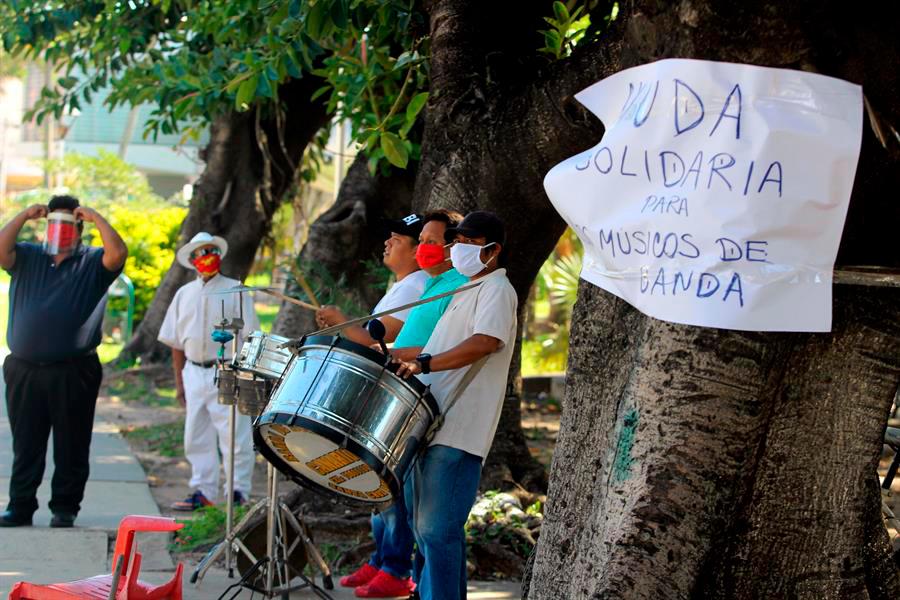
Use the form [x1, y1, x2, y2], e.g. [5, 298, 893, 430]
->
[445, 211, 506, 245]
[382, 213, 424, 240]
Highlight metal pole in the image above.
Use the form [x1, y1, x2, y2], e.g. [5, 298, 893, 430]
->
[224, 317, 239, 578]
[333, 117, 346, 201]
[43, 62, 55, 188]
[0, 116, 8, 204]
[225, 403, 236, 577]
[266, 463, 277, 596]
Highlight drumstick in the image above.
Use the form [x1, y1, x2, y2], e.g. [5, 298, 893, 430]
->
[258, 287, 319, 311]
[289, 264, 321, 308]
[308, 281, 483, 337]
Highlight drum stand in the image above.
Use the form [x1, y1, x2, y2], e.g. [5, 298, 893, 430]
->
[195, 297, 334, 598]
[212, 303, 244, 580]
[190, 462, 335, 599]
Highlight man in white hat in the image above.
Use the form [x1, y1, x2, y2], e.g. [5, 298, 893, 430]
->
[158, 232, 260, 510]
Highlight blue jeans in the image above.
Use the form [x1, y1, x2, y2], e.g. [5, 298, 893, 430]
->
[404, 474, 424, 584]
[408, 445, 483, 600]
[368, 495, 415, 578]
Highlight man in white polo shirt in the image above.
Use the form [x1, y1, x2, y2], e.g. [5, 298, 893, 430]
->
[394, 211, 517, 600]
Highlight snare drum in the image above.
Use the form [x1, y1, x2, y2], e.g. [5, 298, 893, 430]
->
[254, 336, 439, 508]
[236, 331, 292, 379]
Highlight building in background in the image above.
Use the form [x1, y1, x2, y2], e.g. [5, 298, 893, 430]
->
[0, 64, 206, 200]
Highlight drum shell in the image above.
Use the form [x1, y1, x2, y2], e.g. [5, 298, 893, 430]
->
[216, 366, 237, 406]
[255, 337, 438, 508]
[237, 332, 291, 379]
[235, 374, 273, 416]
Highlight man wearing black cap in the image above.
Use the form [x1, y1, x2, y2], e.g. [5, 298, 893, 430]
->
[394, 211, 517, 600]
[0, 195, 127, 528]
[316, 213, 427, 347]
[316, 213, 426, 596]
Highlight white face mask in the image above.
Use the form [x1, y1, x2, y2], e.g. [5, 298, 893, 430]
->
[450, 242, 496, 277]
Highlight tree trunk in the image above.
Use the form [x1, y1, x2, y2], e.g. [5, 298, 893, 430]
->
[124, 78, 329, 362]
[527, 1, 900, 597]
[272, 154, 416, 338]
[411, 0, 612, 493]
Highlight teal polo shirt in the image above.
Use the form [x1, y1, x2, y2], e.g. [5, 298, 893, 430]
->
[394, 268, 468, 348]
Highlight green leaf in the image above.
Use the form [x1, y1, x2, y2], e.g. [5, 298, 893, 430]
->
[380, 132, 408, 168]
[405, 91, 428, 124]
[552, 1, 569, 24]
[235, 73, 259, 109]
[394, 50, 418, 71]
[310, 84, 331, 101]
[58, 76, 78, 89]
[331, 0, 348, 29]
[173, 96, 194, 120]
[306, 1, 329, 39]
[257, 74, 273, 98]
[543, 29, 562, 52]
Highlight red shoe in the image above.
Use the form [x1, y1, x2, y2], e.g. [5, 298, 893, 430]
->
[355, 570, 413, 598]
[340, 563, 379, 588]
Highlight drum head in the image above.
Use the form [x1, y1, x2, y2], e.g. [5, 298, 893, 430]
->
[255, 417, 398, 509]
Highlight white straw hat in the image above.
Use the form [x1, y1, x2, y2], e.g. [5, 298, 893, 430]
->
[176, 232, 228, 269]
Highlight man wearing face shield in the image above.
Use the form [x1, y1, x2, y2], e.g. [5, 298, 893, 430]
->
[0, 195, 128, 528]
[393, 211, 517, 600]
[158, 232, 260, 511]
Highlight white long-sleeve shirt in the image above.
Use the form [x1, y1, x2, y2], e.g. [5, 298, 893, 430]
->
[158, 273, 260, 363]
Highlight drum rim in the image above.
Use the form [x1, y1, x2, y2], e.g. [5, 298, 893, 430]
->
[301, 335, 439, 415]
[253, 412, 400, 510]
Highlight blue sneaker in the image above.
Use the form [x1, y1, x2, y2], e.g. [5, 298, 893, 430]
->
[171, 490, 213, 511]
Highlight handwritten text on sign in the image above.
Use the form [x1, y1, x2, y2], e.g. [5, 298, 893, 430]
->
[543, 59, 862, 332]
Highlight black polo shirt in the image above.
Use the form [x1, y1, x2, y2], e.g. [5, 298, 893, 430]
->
[6, 242, 121, 363]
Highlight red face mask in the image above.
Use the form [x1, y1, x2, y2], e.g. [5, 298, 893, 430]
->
[415, 243, 447, 269]
[48, 222, 78, 250]
[192, 253, 222, 276]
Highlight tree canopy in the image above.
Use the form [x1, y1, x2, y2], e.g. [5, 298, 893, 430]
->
[1, 1, 616, 174]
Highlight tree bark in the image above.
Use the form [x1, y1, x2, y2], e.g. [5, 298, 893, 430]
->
[527, 1, 900, 597]
[123, 78, 329, 362]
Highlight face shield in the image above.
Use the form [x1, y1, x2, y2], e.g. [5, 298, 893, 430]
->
[43, 211, 80, 255]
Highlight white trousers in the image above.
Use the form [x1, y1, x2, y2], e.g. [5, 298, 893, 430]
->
[182, 362, 254, 501]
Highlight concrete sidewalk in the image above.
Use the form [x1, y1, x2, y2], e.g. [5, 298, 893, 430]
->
[0, 373, 522, 599]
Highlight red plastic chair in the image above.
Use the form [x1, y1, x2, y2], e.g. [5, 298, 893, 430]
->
[8, 515, 184, 600]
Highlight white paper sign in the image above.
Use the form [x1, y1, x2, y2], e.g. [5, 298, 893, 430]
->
[543, 59, 863, 332]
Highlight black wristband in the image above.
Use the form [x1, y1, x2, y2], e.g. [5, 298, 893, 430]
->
[416, 353, 432, 374]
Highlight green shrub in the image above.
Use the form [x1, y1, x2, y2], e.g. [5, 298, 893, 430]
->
[90, 203, 185, 323]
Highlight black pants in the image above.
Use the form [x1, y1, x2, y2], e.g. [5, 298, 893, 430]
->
[4, 353, 102, 517]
